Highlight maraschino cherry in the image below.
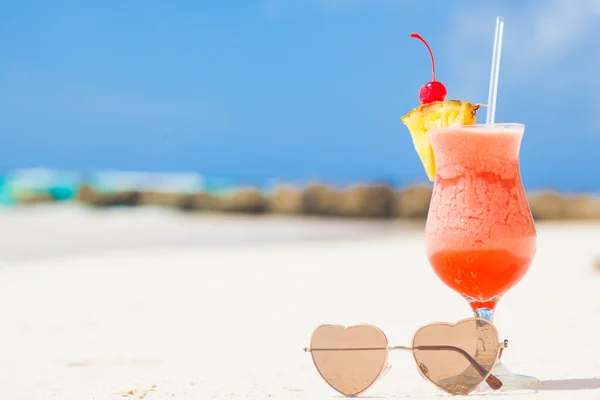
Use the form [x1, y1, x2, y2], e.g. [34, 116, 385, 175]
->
[410, 33, 447, 104]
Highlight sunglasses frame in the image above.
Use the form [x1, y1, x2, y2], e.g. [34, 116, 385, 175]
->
[304, 317, 508, 396]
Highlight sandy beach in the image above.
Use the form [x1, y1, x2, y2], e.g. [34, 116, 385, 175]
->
[1, 205, 599, 399]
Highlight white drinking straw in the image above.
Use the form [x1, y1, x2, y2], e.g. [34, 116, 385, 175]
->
[486, 16, 505, 125]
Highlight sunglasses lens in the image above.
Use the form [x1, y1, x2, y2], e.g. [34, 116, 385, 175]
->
[310, 324, 387, 396]
[412, 319, 499, 395]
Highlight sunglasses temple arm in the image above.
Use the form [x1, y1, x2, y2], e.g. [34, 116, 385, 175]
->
[498, 339, 508, 360]
[415, 345, 503, 390]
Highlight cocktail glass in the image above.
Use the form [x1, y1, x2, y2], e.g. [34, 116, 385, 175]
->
[424, 123, 539, 390]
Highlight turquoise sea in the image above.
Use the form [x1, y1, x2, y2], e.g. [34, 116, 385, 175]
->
[0, 168, 405, 206]
[1, 168, 598, 207]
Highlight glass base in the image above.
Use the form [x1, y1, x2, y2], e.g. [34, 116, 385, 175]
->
[472, 307, 541, 392]
[476, 359, 540, 392]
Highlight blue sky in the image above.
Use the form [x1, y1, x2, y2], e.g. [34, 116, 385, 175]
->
[1, 0, 599, 191]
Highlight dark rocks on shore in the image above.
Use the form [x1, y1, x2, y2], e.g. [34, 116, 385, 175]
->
[181, 192, 219, 212]
[138, 191, 188, 208]
[272, 183, 395, 218]
[395, 185, 433, 219]
[528, 191, 600, 220]
[44, 182, 600, 221]
[301, 183, 344, 216]
[271, 186, 304, 215]
[15, 192, 57, 205]
[563, 195, 600, 220]
[75, 185, 102, 205]
[338, 184, 396, 219]
[528, 191, 569, 220]
[216, 188, 270, 214]
[75, 185, 140, 207]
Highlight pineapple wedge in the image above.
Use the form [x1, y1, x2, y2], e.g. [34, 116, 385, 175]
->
[401, 100, 480, 181]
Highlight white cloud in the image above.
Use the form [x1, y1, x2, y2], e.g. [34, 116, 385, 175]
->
[445, 0, 600, 100]
[506, 0, 599, 63]
[444, 0, 600, 134]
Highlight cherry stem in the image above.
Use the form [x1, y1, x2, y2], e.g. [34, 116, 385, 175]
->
[410, 32, 436, 82]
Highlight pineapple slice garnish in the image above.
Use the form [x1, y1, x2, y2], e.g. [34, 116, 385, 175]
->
[401, 100, 480, 181]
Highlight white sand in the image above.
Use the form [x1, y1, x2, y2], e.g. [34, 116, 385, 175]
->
[0, 205, 599, 399]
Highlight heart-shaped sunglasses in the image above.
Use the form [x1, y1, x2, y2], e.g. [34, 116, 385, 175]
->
[304, 317, 507, 396]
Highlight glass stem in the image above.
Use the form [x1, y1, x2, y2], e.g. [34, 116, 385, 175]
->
[474, 307, 505, 373]
[474, 307, 494, 323]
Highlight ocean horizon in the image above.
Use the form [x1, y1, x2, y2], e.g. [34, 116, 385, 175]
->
[0, 167, 599, 207]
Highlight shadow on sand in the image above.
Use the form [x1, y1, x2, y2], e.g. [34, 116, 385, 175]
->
[346, 378, 600, 398]
[536, 378, 600, 391]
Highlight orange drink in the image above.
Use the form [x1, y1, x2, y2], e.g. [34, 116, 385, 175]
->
[424, 124, 536, 311]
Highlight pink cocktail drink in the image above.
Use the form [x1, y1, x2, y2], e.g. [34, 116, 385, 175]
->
[425, 124, 536, 310]
[424, 123, 538, 388]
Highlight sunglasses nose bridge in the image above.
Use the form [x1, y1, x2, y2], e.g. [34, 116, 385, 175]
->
[388, 345, 413, 351]
[377, 345, 414, 382]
